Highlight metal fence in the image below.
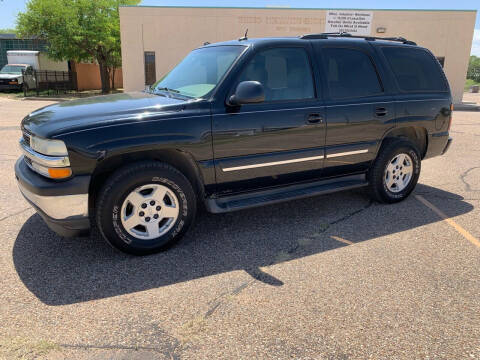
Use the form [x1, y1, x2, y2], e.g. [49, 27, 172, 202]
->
[22, 69, 77, 96]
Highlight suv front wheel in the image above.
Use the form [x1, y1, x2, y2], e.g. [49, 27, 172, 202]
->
[95, 161, 197, 255]
[368, 138, 421, 203]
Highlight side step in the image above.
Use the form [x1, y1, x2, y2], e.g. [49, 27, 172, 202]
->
[205, 174, 368, 213]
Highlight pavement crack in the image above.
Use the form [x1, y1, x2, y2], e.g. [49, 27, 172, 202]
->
[329, 200, 374, 226]
[204, 278, 256, 318]
[460, 167, 480, 192]
[0, 207, 32, 223]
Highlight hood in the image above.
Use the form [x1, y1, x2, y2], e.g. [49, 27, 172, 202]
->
[22, 92, 189, 138]
[0, 73, 22, 79]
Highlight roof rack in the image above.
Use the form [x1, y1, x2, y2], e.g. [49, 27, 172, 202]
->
[300, 32, 417, 45]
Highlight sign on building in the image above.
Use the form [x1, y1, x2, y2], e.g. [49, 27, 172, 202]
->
[325, 11, 373, 35]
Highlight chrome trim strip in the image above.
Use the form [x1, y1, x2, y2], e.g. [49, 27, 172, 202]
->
[222, 155, 324, 172]
[17, 182, 88, 220]
[212, 99, 449, 117]
[326, 149, 369, 158]
[19, 139, 70, 167]
[214, 106, 321, 116]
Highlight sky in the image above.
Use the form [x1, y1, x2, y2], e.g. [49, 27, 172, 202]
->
[0, 0, 479, 55]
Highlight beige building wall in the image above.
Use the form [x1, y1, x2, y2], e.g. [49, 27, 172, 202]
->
[119, 6, 477, 103]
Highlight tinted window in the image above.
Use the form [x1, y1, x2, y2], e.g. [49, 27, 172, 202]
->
[238, 48, 315, 101]
[382, 47, 448, 92]
[323, 48, 382, 99]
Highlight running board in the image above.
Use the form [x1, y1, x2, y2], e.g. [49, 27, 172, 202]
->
[205, 174, 368, 213]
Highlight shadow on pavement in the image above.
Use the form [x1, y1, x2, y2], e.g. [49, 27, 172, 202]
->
[13, 184, 473, 305]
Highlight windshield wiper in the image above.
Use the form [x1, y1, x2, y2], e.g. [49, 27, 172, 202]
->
[156, 87, 180, 94]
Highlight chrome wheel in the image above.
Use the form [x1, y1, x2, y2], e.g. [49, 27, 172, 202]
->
[120, 184, 179, 240]
[384, 153, 413, 193]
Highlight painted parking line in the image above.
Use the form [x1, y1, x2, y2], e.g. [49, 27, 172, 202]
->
[330, 236, 354, 245]
[415, 195, 480, 248]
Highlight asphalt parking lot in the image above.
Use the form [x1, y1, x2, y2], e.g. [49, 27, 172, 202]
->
[0, 97, 479, 359]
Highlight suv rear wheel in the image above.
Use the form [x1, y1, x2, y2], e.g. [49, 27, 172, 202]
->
[368, 138, 421, 203]
[95, 161, 197, 255]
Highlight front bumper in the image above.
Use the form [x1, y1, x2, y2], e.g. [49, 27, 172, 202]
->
[0, 83, 22, 91]
[15, 157, 91, 237]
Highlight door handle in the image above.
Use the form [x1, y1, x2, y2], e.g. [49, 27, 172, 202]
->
[306, 114, 323, 124]
[375, 107, 388, 117]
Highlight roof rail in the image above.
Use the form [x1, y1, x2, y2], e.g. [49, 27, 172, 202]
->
[300, 32, 417, 45]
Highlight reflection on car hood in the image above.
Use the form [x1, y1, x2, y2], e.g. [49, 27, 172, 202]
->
[21, 91, 188, 138]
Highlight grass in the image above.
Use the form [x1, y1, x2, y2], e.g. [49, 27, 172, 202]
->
[0, 90, 24, 99]
[0, 337, 60, 360]
[465, 78, 480, 92]
[177, 316, 208, 342]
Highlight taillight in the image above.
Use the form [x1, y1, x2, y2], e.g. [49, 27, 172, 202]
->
[448, 103, 453, 131]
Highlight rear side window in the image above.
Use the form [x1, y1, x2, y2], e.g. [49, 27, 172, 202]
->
[238, 47, 315, 101]
[322, 48, 383, 99]
[382, 47, 448, 92]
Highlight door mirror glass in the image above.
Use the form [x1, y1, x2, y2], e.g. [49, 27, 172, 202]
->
[229, 81, 265, 105]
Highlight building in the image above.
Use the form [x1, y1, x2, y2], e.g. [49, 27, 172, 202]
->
[0, 34, 47, 69]
[0, 34, 123, 91]
[119, 6, 477, 103]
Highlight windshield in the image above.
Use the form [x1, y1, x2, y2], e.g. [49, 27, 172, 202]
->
[152, 45, 245, 98]
[0, 65, 26, 74]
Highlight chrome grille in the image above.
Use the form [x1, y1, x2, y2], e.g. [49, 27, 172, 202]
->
[22, 132, 31, 147]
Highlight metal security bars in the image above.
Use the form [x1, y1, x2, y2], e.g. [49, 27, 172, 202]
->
[22, 69, 77, 96]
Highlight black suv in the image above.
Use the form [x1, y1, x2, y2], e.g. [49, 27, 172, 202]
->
[15, 34, 452, 255]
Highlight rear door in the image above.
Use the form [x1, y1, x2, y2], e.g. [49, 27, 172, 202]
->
[212, 44, 326, 193]
[378, 45, 452, 158]
[313, 42, 395, 177]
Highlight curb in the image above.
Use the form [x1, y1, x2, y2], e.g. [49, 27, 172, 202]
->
[453, 104, 480, 112]
[22, 97, 70, 102]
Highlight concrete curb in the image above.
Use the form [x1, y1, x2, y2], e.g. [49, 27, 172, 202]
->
[453, 103, 480, 111]
[22, 97, 70, 102]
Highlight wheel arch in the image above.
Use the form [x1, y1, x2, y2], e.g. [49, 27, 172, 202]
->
[88, 149, 205, 212]
[379, 126, 428, 159]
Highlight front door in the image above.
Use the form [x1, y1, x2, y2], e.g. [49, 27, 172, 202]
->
[212, 46, 326, 194]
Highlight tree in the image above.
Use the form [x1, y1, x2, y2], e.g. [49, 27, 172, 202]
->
[467, 55, 480, 82]
[16, 0, 140, 93]
[0, 29, 16, 34]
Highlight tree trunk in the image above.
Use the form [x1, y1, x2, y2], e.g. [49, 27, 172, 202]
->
[98, 61, 111, 94]
[111, 66, 116, 91]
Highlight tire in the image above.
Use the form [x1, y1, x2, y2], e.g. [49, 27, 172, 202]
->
[95, 161, 197, 255]
[368, 138, 421, 203]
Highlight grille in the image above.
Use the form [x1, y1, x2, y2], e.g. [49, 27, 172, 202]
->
[23, 132, 31, 147]
[23, 156, 33, 167]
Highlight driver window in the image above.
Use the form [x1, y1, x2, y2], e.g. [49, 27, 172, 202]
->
[237, 47, 315, 101]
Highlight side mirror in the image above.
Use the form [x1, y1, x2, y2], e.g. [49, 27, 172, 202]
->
[228, 81, 265, 106]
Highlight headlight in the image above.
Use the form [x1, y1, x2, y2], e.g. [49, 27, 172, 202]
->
[20, 134, 71, 179]
[30, 136, 68, 156]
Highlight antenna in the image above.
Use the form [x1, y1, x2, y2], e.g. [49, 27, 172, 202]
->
[239, 28, 248, 41]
